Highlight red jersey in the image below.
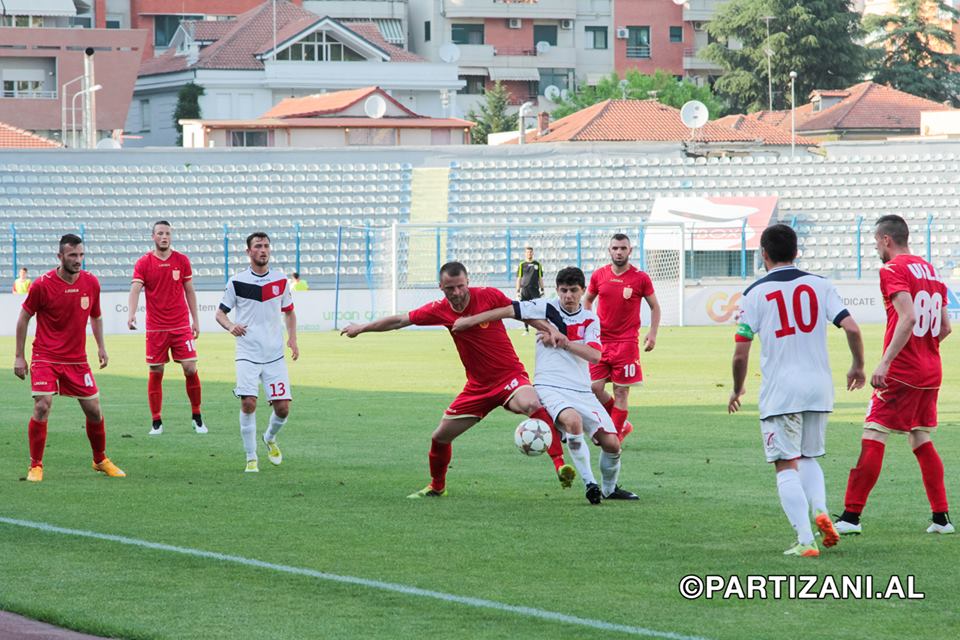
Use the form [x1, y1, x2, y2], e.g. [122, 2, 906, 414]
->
[22, 269, 101, 364]
[408, 287, 525, 388]
[879, 254, 947, 388]
[132, 250, 193, 331]
[588, 264, 655, 343]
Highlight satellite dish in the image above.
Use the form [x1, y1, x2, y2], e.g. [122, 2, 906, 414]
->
[535, 40, 551, 54]
[544, 85, 561, 102]
[364, 95, 387, 119]
[438, 43, 461, 63]
[680, 100, 709, 129]
[560, 89, 571, 101]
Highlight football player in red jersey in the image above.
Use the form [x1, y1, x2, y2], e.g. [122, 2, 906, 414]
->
[13, 234, 125, 482]
[128, 221, 205, 435]
[585, 234, 660, 442]
[341, 262, 575, 497]
[837, 215, 954, 535]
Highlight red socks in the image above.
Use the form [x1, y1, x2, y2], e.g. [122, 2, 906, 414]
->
[28, 418, 47, 467]
[914, 441, 949, 513]
[429, 438, 452, 492]
[148, 370, 163, 420]
[185, 371, 202, 415]
[610, 407, 629, 439]
[85, 417, 106, 464]
[531, 407, 565, 471]
[844, 439, 885, 514]
[602, 397, 615, 415]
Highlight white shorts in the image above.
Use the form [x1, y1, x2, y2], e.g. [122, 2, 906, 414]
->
[235, 358, 292, 401]
[760, 412, 827, 463]
[535, 385, 617, 438]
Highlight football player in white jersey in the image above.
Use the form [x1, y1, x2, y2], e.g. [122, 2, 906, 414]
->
[728, 224, 865, 557]
[453, 267, 638, 504]
[216, 232, 299, 473]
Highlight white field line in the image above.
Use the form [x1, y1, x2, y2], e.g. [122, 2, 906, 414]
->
[0, 517, 710, 640]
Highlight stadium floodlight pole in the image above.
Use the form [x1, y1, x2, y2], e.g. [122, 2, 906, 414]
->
[71, 84, 101, 149]
[789, 70, 797, 157]
[518, 101, 534, 145]
[761, 16, 775, 111]
[60, 75, 85, 147]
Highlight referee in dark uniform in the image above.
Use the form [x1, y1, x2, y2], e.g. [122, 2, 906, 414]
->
[515, 245, 544, 334]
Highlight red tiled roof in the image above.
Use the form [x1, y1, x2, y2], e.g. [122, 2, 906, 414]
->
[139, 1, 423, 77]
[713, 114, 816, 145]
[0, 122, 60, 148]
[262, 87, 419, 118]
[516, 100, 809, 145]
[187, 21, 235, 42]
[755, 82, 954, 133]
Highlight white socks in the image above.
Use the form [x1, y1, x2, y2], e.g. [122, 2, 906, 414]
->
[565, 434, 596, 486]
[600, 451, 621, 496]
[240, 411, 257, 460]
[797, 457, 828, 515]
[266, 412, 287, 442]
[777, 469, 814, 545]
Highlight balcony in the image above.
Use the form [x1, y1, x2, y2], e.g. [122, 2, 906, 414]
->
[683, 0, 718, 22]
[1, 89, 57, 100]
[442, 0, 578, 19]
[683, 48, 723, 72]
[626, 45, 651, 59]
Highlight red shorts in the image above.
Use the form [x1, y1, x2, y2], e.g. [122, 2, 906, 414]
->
[444, 371, 531, 420]
[589, 341, 643, 385]
[865, 379, 939, 432]
[30, 361, 99, 399]
[146, 327, 197, 365]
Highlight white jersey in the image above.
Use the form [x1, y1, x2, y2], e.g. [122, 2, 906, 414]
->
[219, 268, 293, 364]
[736, 265, 850, 419]
[514, 298, 601, 392]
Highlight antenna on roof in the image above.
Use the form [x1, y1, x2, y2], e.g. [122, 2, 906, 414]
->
[680, 99, 709, 146]
[364, 95, 387, 119]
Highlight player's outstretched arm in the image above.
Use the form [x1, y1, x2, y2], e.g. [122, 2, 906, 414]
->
[284, 308, 299, 361]
[215, 307, 246, 337]
[643, 293, 661, 351]
[839, 315, 866, 391]
[451, 305, 513, 333]
[583, 290, 597, 310]
[91, 315, 108, 369]
[551, 340, 600, 364]
[127, 281, 143, 330]
[13, 309, 31, 379]
[871, 291, 915, 388]
[341, 313, 412, 338]
[728, 340, 751, 413]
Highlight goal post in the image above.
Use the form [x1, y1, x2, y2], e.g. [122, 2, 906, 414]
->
[382, 222, 686, 326]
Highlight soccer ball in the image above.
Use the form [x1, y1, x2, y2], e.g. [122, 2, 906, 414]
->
[514, 418, 553, 456]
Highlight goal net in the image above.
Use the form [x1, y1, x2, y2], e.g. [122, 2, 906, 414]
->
[367, 222, 685, 326]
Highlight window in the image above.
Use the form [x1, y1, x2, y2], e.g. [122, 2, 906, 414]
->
[2, 80, 43, 98]
[231, 131, 268, 147]
[626, 27, 650, 58]
[106, 20, 121, 29]
[533, 25, 558, 47]
[670, 26, 683, 43]
[424, 21, 431, 42]
[347, 128, 397, 146]
[139, 100, 151, 132]
[459, 76, 485, 95]
[155, 15, 201, 47]
[275, 31, 366, 61]
[585, 26, 607, 50]
[451, 24, 484, 45]
[538, 68, 571, 95]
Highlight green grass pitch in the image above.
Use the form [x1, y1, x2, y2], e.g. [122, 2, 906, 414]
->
[0, 325, 958, 639]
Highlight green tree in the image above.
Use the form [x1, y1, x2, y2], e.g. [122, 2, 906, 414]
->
[702, 0, 868, 113]
[550, 69, 726, 120]
[865, 0, 960, 105]
[173, 82, 205, 146]
[465, 81, 519, 144]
